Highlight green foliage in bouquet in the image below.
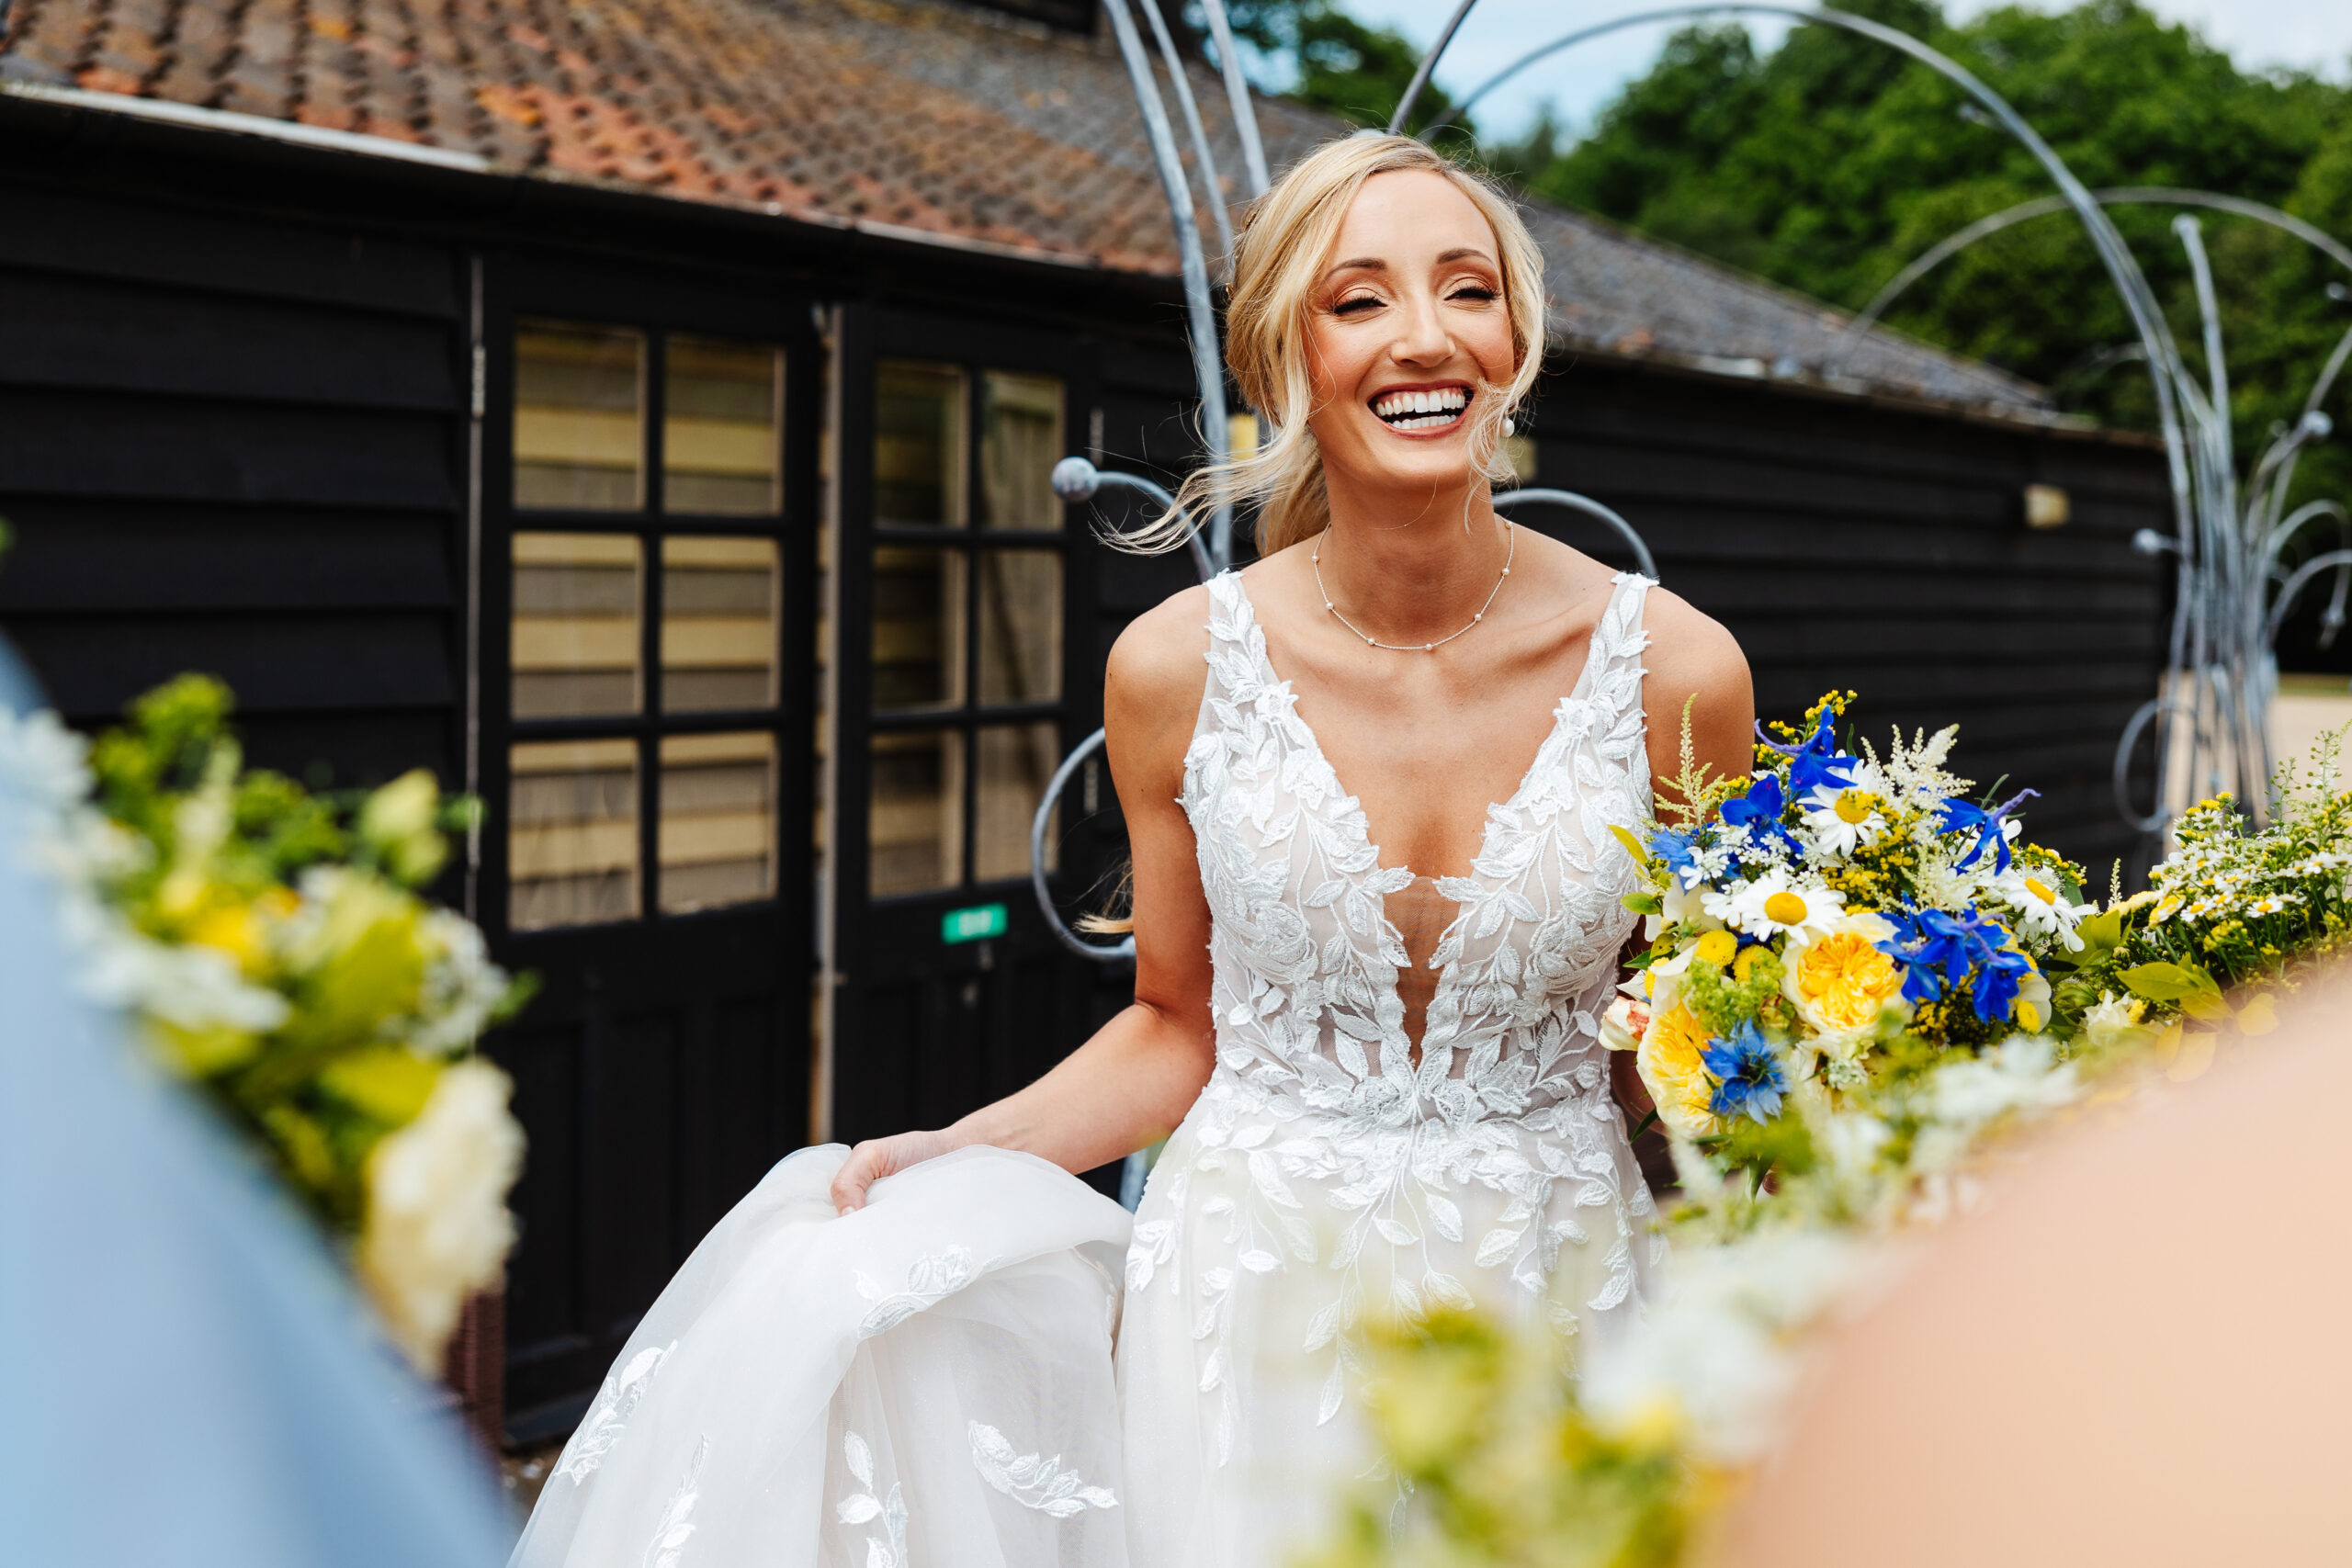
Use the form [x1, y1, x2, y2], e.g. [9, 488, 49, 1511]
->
[7, 675, 532, 1370]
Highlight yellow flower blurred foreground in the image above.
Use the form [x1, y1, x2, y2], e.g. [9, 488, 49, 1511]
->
[0, 675, 531, 1374]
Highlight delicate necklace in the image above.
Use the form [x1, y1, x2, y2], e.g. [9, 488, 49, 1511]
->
[1312, 522, 1515, 652]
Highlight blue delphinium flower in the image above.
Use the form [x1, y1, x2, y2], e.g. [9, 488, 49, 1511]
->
[1787, 707, 1861, 800]
[1702, 1020, 1787, 1123]
[1719, 774, 1805, 860]
[1875, 904, 2030, 1022]
[1937, 787, 2041, 874]
[1649, 826, 1704, 889]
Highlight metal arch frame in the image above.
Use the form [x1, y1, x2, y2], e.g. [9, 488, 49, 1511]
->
[1385, 4, 2352, 846]
[1493, 488, 1658, 580]
[1831, 187, 2352, 824]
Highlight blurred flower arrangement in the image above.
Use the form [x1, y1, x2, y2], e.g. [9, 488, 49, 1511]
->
[1306, 698, 2352, 1568]
[0, 675, 531, 1372]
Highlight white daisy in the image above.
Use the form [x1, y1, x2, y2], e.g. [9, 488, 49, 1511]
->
[1703, 871, 1847, 941]
[1996, 869, 2096, 950]
[1800, 784, 1888, 859]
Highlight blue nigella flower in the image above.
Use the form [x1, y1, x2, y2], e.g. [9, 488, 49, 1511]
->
[1703, 1020, 1787, 1123]
[1875, 904, 2030, 1022]
[1719, 774, 1805, 860]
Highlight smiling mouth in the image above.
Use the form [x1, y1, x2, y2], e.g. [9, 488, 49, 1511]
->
[1371, 385, 1470, 432]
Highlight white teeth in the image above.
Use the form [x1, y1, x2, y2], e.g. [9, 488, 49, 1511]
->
[1371, 389, 1468, 426]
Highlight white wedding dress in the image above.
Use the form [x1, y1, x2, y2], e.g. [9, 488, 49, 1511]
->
[512, 570, 1662, 1568]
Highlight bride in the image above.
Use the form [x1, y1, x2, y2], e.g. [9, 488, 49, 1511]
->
[512, 133, 1751, 1568]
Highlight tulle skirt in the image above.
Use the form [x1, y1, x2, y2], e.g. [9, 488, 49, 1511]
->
[510, 1145, 1135, 1568]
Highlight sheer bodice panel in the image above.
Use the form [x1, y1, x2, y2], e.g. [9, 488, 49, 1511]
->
[1178, 569, 1655, 1124]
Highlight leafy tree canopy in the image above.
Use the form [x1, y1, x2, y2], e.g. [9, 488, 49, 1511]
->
[1206, 0, 1475, 139]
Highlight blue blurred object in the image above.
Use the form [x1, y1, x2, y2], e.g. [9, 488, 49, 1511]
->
[0, 642, 513, 1566]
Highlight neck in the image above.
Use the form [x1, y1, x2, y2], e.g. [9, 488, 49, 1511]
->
[1317, 470, 1509, 647]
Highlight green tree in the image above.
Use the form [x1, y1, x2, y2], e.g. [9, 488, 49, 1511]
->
[1209, 0, 1475, 139]
[1488, 0, 2352, 660]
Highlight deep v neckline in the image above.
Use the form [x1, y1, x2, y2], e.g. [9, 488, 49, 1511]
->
[1227, 568, 1620, 890]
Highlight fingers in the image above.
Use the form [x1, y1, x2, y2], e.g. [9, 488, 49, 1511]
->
[831, 1141, 886, 1213]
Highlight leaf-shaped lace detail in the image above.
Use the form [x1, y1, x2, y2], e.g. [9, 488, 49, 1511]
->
[643, 1435, 707, 1568]
[967, 1422, 1120, 1517]
[836, 1430, 908, 1567]
[853, 1244, 978, 1338]
[556, 1341, 673, 1485]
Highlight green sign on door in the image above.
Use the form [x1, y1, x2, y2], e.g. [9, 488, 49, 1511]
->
[941, 902, 1008, 944]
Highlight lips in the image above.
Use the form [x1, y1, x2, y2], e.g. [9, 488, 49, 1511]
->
[1370, 384, 1471, 431]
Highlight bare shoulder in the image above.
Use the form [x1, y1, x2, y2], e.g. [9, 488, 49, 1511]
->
[1642, 586, 1747, 700]
[1639, 586, 1753, 784]
[1104, 581, 1213, 776]
[1106, 581, 1213, 708]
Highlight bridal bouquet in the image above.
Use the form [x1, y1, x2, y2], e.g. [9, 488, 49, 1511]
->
[1602, 694, 2092, 1172]
[0, 675, 531, 1372]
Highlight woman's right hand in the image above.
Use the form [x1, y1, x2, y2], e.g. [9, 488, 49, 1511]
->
[830, 1128, 963, 1213]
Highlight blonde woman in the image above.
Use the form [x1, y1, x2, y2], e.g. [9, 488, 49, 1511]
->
[513, 134, 1752, 1568]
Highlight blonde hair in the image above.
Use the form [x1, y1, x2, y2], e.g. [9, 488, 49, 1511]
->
[1128, 133, 1549, 559]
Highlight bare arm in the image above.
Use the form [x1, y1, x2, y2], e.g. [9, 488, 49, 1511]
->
[1640, 587, 1755, 822]
[831, 589, 1218, 1212]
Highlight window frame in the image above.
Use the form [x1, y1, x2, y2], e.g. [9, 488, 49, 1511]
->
[838, 309, 1098, 907]
[481, 269, 821, 942]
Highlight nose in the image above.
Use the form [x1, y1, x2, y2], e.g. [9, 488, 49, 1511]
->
[1387, 288, 1453, 367]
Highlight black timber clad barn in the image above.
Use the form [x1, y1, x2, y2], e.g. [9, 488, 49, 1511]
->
[0, 0, 2167, 1442]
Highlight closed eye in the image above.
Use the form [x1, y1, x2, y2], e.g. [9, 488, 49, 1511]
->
[1332, 294, 1385, 317]
[1448, 285, 1498, 303]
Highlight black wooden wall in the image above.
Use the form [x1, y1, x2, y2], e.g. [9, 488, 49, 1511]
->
[0, 186, 466, 790]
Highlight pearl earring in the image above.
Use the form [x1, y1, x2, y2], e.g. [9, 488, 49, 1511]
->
[1503, 415, 1516, 437]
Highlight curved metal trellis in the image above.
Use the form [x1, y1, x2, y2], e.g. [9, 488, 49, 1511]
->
[1389, 3, 2352, 846]
[1822, 187, 2352, 826]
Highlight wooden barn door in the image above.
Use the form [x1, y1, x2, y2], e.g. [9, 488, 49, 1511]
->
[828, 307, 1112, 1160]
[478, 260, 820, 1441]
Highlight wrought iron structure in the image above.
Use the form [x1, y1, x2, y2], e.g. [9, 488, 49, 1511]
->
[1823, 189, 2352, 829]
[1390, 4, 2352, 842]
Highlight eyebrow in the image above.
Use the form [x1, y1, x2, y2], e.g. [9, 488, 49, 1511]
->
[1323, 246, 1497, 279]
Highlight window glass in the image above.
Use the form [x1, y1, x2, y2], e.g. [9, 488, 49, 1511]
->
[662, 536, 777, 713]
[875, 362, 966, 526]
[979, 371, 1064, 531]
[872, 547, 966, 713]
[974, 722, 1059, 883]
[664, 336, 782, 515]
[977, 549, 1061, 706]
[514, 321, 644, 510]
[509, 739, 639, 931]
[869, 729, 964, 897]
[513, 533, 642, 718]
[659, 732, 776, 913]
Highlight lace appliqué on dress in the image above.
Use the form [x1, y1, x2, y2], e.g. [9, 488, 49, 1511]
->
[854, 1245, 979, 1338]
[644, 1435, 707, 1568]
[838, 1431, 910, 1568]
[556, 1341, 674, 1485]
[1157, 570, 1664, 1456]
[968, 1422, 1120, 1516]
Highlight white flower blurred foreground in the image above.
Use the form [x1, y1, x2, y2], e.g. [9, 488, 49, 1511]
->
[0, 678, 529, 1375]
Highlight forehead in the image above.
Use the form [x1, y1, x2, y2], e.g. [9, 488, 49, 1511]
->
[1328, 169, 1498, 264]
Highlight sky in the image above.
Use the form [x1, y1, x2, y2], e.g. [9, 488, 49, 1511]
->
[1319, 0, 2352, 143]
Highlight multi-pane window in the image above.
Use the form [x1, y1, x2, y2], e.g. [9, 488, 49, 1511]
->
[507, 319, 788, 932]
[867, 362, 1069, 898]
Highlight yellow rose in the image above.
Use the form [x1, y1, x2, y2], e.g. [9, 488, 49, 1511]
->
[1782, 913, 1907, 1039]
[1637, 1004, 1724, 1140]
